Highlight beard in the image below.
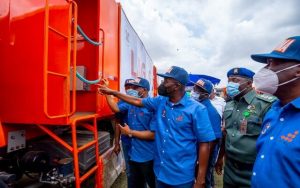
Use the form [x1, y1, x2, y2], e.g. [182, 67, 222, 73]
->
[158, 84, 174, 97]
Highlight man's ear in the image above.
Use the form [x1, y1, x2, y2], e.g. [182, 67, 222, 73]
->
[246, 79, 252, 86]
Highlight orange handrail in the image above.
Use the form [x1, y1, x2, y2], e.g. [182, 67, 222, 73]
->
[37, 114, 102, 188]
[69, 0, 78, 117]
[43, 0, 77, 119]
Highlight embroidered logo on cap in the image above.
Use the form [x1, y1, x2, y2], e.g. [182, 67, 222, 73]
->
[166, 67, 173, 73]
[274, 39, 295, 53]
[196, 79, 205, 87]
[134, 77, 141, 83]
[233, 68, 239, 74]
[127, 79, 135, 84]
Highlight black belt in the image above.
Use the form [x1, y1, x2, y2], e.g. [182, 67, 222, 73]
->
[228, 158, 254, 171]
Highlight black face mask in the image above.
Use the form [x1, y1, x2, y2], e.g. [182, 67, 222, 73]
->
[158, 84, 175, 97]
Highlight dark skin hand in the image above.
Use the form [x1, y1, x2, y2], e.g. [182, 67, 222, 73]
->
[113, 118, 121, 155]
[119, 123, 155, 140]
[194, 142, 210, 188]
[215, 135, 226, 175]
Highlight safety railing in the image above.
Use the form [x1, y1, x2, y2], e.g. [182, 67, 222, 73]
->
[37, 113, 103, 188]
[43, 0, 77, 119]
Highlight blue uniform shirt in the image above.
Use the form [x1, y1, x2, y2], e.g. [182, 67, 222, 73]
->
[251, 97, 300, 188]
[116, 101, 131, 144]
[200, 99, 222, 139]
[142, 94, 215, 185]
[118, 101, 154, 162]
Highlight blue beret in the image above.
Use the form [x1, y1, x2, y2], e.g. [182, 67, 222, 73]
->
[227, 67, 255, 79]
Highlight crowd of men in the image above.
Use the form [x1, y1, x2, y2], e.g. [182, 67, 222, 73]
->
[99, 36, 300, 188]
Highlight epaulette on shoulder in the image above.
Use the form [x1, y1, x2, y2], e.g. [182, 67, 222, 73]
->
[256, 93, 277, 103]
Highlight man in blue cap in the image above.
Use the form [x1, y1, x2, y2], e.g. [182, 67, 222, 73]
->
[114, 78, 135, 185]
[215, 67, 276, 188]
[250, 36, 300, 187]
[103, 77, 156, 188]
[190, 78, 222, 188]
[99, 66, 215, 188]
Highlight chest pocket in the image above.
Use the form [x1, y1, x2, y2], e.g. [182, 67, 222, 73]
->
[246, 115, 262, 136]
[223, 108, 234, 120]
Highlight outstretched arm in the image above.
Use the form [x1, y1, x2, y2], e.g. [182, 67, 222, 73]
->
[98, 79, 144, 107]
[105, 94, 120, 112]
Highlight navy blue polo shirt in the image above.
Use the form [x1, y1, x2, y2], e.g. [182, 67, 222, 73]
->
[200, 99, 222, 139]
[118, 101, 154, 162]
[251, 97, 300, 187]
[142, 94, 215, 185]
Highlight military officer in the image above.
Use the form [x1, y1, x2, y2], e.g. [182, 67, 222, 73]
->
[215, 67, 276, 188]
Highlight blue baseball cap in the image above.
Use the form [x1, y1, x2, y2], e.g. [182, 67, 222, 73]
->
[124, 78, 135, 86]
[251, 36, 300, 63]
[193, 78, 213, 94]
[157, 66, 189, 85]
[227, 67, 255, 80]
[128, 77, 150, 91]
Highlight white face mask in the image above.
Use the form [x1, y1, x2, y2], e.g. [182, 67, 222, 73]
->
[254, 64, 300, 94]
[190, 90, 200, 101]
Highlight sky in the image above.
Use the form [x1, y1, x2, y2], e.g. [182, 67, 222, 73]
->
[117, 0, 300, 86]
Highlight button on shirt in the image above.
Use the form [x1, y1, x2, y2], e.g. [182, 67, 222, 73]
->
[200, 99, 222, 139]
[118, 101, 154, 162]
[142, 94, 215, 185]
[251, 97, 300, 188]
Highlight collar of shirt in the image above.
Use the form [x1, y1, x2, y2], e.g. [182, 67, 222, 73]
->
[166, 93, 188, 107]
[240, 89, 256, 104]
[272, 96, 300, 110]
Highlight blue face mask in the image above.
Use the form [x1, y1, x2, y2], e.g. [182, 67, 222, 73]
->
[126, 89, 140, 98]
[226, 82, 241, 98]
[226, 81, 249, 98]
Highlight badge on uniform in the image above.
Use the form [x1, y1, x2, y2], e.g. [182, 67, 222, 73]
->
[240, 116, 248, 134]
[239, 105, 255, 134]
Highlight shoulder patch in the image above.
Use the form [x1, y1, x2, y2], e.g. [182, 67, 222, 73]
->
[256, 94, 277, 103]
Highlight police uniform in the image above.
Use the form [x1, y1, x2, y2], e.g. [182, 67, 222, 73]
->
[223, 68, 276, 188]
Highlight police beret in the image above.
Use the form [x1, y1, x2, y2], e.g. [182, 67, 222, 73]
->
[227, 67, 255, 79]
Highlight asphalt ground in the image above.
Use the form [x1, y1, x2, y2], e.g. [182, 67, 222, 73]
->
[111, 172, 223, 188]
